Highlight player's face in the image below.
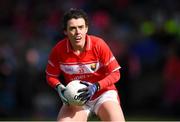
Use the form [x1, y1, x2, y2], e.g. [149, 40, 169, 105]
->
[64, 18, 88, 51]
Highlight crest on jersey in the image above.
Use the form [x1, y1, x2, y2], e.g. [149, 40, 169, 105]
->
[90, 63, 96, 71]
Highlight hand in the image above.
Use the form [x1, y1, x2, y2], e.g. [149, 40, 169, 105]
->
[56, 84, 68, 104]
[78, 81, 99, 102]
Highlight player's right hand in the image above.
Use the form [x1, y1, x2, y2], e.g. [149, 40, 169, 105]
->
[56, 84, 69, 104]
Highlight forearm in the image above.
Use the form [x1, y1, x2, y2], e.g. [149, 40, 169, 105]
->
[98, 70, 120, 90]
[46, 75, 61, 88]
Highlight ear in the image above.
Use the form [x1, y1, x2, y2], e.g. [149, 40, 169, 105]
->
[64, 30, 67, 35]
[85, 26, 88, 33]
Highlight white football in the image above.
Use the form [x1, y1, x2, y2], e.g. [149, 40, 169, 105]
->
[64, 80, 87, 106]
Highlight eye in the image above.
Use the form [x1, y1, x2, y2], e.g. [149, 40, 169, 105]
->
[78, 25, 84, 30]
[69, 27, 76, 31]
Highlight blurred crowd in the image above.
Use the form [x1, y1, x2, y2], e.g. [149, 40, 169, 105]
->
[0, 0, 179, 121]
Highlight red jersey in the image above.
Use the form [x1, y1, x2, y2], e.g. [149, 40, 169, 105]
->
[46, 35, 121, 99]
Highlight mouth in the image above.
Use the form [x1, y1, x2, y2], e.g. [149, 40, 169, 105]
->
[75, 36, 82, 40]
[74, 36, 82, 43]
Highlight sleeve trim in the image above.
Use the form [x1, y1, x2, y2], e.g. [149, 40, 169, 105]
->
[105, 56, 115, 66]
[48, 60, 55, 67]
[46, 70, 59, 77]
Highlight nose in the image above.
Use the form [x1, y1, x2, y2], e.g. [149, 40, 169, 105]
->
[75, 28, 80, 34]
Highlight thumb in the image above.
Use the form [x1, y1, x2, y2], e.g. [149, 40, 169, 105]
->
[80, 81, 92, 86]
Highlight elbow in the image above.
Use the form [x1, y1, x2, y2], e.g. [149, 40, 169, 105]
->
[115, 70, 120, 81]
[46, 75, 51, 86]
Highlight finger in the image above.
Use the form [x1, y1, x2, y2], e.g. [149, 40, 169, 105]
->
[78, 92, 91, 100]
[84, 97, 90, 104]
[80, 96, 88, 101]
[78, 92, 88, 98]
[80, 81, 90, 86]
[81, 95, 91, 101]
[77, 88, 88, 93]
[61, 97, 68, 104]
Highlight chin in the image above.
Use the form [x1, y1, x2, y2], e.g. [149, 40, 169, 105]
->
[76, 43, 83, 47]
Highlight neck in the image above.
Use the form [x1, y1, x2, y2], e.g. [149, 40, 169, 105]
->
[74, 50, 82, 56]
[72, 40, 86, 52]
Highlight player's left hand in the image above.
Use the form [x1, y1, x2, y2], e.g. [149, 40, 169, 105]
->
[78, 81, 99, 101]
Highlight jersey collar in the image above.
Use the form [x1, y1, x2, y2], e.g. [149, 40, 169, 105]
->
[66, 35, 91, 53]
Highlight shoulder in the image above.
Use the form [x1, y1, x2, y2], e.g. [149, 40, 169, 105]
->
[49, 38, 67, 55]
[54, 38, 67, 48]
[88, 35, 107, 46]
[52, 38, 67, 52]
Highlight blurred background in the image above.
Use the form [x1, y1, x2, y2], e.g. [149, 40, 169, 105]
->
[0, 0, 180, 121]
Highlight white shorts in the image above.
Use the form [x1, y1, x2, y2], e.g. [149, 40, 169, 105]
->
[83, 90, 120, 115]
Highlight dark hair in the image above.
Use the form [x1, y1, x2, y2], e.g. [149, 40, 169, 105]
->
[62, 8, 89, 30]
